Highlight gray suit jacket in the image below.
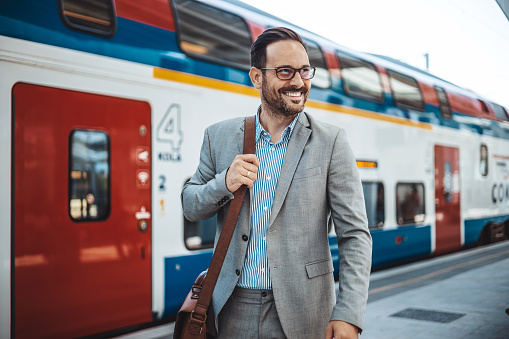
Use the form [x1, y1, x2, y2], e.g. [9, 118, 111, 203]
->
[182, 112, 372, 338]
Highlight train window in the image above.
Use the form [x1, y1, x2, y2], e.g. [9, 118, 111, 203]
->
[478, 100, 490, 115]
[69, 130, 110, 221]
[306, 41, 331, 89]
[362, 182, 384, 228]
[435, 86, 452, 119]
[184, 214, 216, 250]
[396, 183, 425, 225]
[480, 144, 488, 176]
[174, 0, 252, 68]
[59, 0, 116, 37]
[337, 52, 384, 102]
[491, 103, 509, 121]
[388, 70, 424, 111]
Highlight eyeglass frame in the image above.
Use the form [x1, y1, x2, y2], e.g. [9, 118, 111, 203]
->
[258, 66, 316, 80]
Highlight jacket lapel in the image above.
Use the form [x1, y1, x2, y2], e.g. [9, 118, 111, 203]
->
[268, 113, 311, 229]
[236, 120, 244, 154]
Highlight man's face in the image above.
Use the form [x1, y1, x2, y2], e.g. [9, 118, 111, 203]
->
[260, 40, 311, 117]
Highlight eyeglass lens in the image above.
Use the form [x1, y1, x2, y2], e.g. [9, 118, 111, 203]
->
[277, 67, 315, 80]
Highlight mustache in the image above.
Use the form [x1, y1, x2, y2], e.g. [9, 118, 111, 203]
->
[279, 86, 307, 93]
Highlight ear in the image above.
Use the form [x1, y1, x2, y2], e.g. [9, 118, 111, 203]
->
[249, 67, 262, 89]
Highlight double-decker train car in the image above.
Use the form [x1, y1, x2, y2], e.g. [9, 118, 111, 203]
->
[1, 0, 508, 337]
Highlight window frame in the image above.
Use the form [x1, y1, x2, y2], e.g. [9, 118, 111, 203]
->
[361, 181, 385, 229]
[304, 39, 331, 89]
[435, 86, 452, 119]
[396, 182, 426, 226]
[58, 0, 116, 37]
[480, 144, 488, 177]
[387, 69, 425, 112]
[173, 0, 253, 71]
[68, 129, 111, 222]
[182, 179, 217, 250]
[336, 51, 385, 103]
[491, 102, 509, 121]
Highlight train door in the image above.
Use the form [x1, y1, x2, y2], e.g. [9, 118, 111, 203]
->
[12, 83, 152, 338]
[434, 145, 461, 254]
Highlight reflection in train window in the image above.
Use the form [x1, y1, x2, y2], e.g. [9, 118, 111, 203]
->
[388, 70, 424, 111]
[306, 40, 331, 89]
[59, 0, 116, 37]
[435, 86, 452, 119]
[480, 144, 488, 176]
[362, 182, 384, 228]
[174, 0, 252, 68]
[69, 130, 110, 221]
[337, 52, 384, 103]
[184, 215, 216, 250]
[396, 183, 425, 225]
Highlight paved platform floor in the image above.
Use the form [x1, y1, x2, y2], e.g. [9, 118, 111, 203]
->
[116, 241, 509, 339]
[362, 244, 509, 338]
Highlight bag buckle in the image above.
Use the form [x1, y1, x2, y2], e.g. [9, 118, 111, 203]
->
[190, 310, 207, 323]
[189, 311, 207, 334]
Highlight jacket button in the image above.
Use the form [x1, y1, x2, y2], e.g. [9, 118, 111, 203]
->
[242, 235, 248, 241]
[235, 269, 240, 276]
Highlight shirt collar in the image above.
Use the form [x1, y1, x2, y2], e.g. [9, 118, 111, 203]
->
[255, 106, 300, 144]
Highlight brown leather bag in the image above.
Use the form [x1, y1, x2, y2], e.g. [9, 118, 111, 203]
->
[173, 116, 256, 339]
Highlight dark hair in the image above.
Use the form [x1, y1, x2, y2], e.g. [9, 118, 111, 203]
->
[250, 27, 307, 68]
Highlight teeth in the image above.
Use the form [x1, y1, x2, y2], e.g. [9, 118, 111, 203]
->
[284, 92, 301, 97]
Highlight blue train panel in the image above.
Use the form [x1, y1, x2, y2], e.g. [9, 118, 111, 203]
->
[371, 225, 432, 268]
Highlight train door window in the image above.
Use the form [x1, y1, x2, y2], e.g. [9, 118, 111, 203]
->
[362, 182, 384, 228]
[388, 70, 424, 111]
[59, 0, 116, 37]
[174, 0, 252, 68]
[435, 86, 452, 119]
[480, 144, 488, 176]
[396, 183, 425, 225]
[69, 130, 110, 221]
[491, 102, 509, 121]
[306, 40, 331, 89]
[443, 162, 453, 202]
[337, 52, 384, 102]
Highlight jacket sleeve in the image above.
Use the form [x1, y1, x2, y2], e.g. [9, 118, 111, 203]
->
[181, 127, 234, 222]
[327, 129, 372, 332]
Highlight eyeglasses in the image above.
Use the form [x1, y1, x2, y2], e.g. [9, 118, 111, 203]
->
[259, 66, 316, 80]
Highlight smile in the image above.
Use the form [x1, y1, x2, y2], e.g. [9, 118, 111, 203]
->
[283, 91, 302, 98]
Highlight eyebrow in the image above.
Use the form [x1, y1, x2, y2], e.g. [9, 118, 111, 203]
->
[274, 64, 311, 68]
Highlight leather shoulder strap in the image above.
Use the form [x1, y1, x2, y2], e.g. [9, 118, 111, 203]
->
[192, 116, 256, 319]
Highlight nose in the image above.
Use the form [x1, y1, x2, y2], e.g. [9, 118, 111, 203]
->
[289, 71, 305, 87]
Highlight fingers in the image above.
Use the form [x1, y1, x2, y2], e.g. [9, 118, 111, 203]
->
[226, 154, 259, 193]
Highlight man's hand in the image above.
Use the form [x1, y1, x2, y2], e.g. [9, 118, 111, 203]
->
[226, 154, 259, 193]
[325, 320, 358, 339]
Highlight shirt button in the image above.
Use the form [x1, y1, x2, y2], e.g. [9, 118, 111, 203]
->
[236, 269, 240, 276]
[261, 268, 265, 273]
[262, 237, 266, 241]
[263, 206, 268, 211]
[266, 175, 271, 180]
[271, 147, 275, 151]
[242, 234, 248, 241]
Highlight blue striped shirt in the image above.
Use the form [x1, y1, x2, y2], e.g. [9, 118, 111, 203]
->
[237, 111, 299, 290]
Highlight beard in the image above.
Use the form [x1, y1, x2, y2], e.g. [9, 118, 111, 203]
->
[261, 78, 309, 118]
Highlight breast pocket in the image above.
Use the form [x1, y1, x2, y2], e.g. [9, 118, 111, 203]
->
[293, 166, 322, 180]
[305, 258, 334, 279]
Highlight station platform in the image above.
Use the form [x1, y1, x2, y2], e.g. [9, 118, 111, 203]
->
[116, 241, 509, 339]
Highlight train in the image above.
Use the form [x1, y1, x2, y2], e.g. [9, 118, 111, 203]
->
[1, 0, 509, 338]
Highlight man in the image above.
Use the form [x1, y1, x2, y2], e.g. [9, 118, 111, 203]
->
[182, 27, 372, 339]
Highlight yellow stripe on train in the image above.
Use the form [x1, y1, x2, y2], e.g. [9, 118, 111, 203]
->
[153, 67, 433, 131]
